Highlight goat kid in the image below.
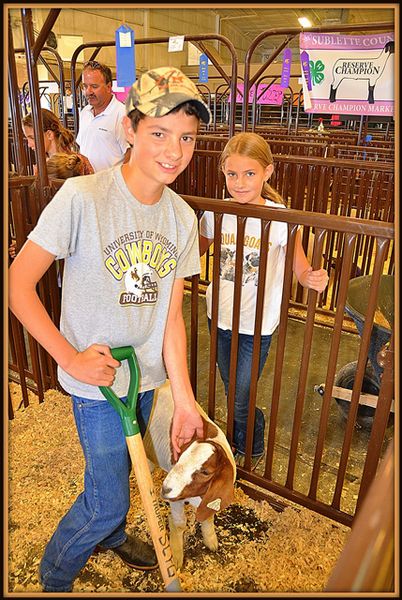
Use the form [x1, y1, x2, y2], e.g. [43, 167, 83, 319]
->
[142, 382, 236, 569]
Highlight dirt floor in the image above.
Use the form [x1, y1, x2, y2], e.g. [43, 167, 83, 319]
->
[7, 383, 350, 594]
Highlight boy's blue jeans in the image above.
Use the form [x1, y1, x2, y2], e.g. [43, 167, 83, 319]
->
[211, 321, 272, 458]
[39, 390, 154, 592]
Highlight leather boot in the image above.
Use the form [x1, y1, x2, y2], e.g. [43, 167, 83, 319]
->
[95, 534, 158, 571]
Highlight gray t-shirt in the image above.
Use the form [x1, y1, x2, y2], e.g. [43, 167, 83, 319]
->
[28, 165, 200, 399]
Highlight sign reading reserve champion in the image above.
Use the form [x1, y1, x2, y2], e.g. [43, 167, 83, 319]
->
[103, 230, 177, 305]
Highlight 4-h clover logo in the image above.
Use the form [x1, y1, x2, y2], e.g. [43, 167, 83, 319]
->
[309, 59, 325, 85]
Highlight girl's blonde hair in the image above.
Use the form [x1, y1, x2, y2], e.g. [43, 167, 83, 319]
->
[22, 109, 76, 153]
[219, 132, 283, 204]
[46, 153, 84, 179]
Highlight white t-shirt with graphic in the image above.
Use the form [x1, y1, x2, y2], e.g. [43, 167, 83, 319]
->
[199, 199, 288, 335]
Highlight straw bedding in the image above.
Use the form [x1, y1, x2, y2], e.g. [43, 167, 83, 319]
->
[7, 383, 349, 594]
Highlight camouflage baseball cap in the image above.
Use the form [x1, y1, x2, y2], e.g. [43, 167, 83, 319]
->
[125, 66, 211, 124]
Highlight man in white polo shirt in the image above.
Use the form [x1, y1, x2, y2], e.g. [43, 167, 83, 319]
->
[77, 60, 131, 172]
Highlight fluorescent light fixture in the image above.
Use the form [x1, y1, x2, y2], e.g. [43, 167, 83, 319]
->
[298, 17, 312, 28]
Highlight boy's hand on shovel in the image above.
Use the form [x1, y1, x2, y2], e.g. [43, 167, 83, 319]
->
[65, 344, 121, 386]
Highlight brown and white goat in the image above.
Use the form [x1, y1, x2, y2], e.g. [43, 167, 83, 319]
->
[142, 382, 236, 569]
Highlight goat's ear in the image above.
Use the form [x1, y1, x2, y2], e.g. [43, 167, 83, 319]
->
[195, 448, 235, 522]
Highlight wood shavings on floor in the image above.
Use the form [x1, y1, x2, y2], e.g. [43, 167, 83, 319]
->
[7, 383, 350, 593]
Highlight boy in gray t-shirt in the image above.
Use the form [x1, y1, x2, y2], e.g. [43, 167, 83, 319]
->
[9, 66, 211, 592]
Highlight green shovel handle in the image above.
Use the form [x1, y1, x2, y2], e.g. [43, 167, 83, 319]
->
[99, 346, 140, 437]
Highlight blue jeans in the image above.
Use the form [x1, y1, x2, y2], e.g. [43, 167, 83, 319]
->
[210, 320, 272, 457]
[39, 390, 154, 592]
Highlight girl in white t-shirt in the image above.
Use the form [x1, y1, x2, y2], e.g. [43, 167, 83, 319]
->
[199, 132, 328, 463]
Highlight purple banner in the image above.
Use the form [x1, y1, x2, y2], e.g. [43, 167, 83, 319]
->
[300, 51, 312, 91]
[281, 48, 292, 88]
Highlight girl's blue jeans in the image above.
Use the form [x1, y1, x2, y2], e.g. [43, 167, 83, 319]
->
[210, 320, 272, 458]
[39, 390, 154, 592]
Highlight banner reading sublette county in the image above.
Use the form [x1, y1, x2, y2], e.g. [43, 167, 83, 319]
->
[299, 32, 394, 115]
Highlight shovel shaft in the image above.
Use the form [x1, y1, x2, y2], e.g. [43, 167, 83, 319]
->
[99, 346, 181, 592]
[126, 435, 181, 592]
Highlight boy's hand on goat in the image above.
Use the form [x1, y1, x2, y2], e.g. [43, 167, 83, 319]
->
[171, 405, 204, 461]
[143, 382, 236, 569]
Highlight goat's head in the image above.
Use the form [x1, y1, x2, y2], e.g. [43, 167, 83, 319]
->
[384, 41, 394, 54]
[161, 440, 235, 521]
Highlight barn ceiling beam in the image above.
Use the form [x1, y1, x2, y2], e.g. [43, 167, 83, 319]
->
[32, 8, 61, 62]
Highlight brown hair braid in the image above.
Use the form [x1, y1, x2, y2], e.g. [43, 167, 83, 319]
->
[46, 153, 84, 179]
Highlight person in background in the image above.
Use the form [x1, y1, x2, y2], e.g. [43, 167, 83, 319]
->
[199, 132, 329, 465]
[64, 83, 74, 113]
[8, 153, 90, 260]
[76, 60, 131, 172]
[22, 108, 94, 175]
[46, 152, 87, 179]
[9, 66, 211, 592]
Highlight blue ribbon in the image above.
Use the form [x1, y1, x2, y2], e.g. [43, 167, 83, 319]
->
[115, 25, 136, 87]
[199, 53, 209, 83]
